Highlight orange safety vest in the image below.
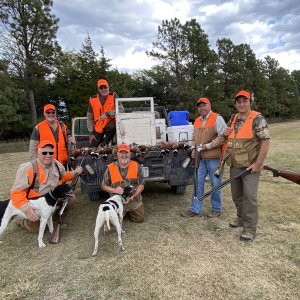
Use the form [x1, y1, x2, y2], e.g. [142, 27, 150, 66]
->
[11, 160, 73, 208]
[194, 112, 218, 129]
[38, 120, 68, 166]
[90, 93, 116, 133]
[228, 111, 260, 139]
[107, 161, 138, 185]
[225, 110, 261, 167]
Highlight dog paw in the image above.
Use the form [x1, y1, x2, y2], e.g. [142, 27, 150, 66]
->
[92, 251, 97, 256]
[120, 246, 125, 251]
[38, 242, 46, 248]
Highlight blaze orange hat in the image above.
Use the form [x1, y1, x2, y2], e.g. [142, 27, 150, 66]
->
[235, 90, 250, 100]
[44, 104, 56, 112]
[197, 97, 211, 106]
[97, 79, 108, 87]
[38, 140, 54, 149]
[117, 144, 130, 153]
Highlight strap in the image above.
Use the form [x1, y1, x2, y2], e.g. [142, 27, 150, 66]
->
[59, 121, 68, 149]
[54, 161, 62, 180]
[26, 160, 38, 198]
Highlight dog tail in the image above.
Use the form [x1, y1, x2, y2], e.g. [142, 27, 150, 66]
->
[105, 210, 110, 231]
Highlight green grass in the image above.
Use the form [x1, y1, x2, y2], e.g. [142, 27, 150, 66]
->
[0, 139, 29, 154]
[0, 120, 300, 300]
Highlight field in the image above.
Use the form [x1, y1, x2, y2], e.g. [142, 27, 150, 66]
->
[0, 120, 300, 300]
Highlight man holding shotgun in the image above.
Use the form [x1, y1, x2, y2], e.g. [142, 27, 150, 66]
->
[12, 140, 83, 234]
[181, 97, 226, 219]
[223, 90, 270, 241]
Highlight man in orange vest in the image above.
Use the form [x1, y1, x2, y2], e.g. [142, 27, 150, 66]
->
[87, 79, 118, 147]
[12, 140, 83, 233]
[181, 97, 226, 219]
[223, 90, 270, 241]
[102, 144, 145, 223]
[29, 104, 75, 169]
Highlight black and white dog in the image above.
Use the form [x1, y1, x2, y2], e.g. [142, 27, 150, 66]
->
[92, 185, 136, 256]
[0, 184, 73, 248]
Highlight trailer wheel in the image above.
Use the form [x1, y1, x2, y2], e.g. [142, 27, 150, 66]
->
[171, 185, 186, 195]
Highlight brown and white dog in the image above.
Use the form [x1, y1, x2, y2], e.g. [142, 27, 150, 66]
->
[92, 185, 136, 256]
[0, 184, 73, 248]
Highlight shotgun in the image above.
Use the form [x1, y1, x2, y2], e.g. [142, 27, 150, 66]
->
[263, 165, 300, 185]
[198, 168, 250, 202]
[49, 158, 84, 244]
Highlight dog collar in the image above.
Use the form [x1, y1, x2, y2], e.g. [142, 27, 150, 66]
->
[119, 195, 126, 203]
[49, 191, 57, 201]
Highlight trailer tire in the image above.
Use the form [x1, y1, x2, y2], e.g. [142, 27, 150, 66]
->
[171, 185, 186, 195]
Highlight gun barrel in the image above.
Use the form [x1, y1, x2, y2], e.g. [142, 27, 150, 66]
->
[198, 168, 250, 202]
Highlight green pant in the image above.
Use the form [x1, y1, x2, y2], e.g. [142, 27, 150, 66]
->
[230, 167, 261, 233]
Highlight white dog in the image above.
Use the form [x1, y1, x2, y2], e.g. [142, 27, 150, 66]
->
[92, 185, 136, 256]
[0, 184, 72, 248]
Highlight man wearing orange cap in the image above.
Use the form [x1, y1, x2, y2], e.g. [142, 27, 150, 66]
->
[29, 104, 75, 168]
[87, 79, 118, 147]
[102, 144, 145, 222]
[12, 140, 83, 233]
[223, 90, 270, 241]
[181, 97, 226, 219]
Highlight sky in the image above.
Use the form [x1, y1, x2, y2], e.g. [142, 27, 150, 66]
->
[52, 0, 300, 73]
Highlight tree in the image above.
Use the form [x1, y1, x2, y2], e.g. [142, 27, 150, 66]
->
[0, 0, 61, 124]
[0, 60, 31, 139]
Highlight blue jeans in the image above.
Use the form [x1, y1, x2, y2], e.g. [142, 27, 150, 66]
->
[191, 159, 222, 214]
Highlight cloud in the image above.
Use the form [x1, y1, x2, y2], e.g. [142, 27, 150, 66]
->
[53, 0, 300, 72]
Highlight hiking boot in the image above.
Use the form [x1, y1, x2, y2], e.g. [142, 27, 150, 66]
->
[229, 219, 242, 228]
[207, 211, 222, 218]
[240, 231, 255, 242]
[181, 209, 202, 218]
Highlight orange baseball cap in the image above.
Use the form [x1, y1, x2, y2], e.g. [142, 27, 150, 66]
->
[44, 104, 56, 112]
[235, 90, 250, 100]
[38, 140, 54, 149]
[117, 144, 130, 153]
[197, 97, 211, 106]
[97, 79, 109, 87]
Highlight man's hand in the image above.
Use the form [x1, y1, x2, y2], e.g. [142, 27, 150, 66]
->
[24, 206, 39, 221]
[74, 166, 83, 175]
[68, 137, 76, 145]
[114, 186, 123, 195]
[223, 127, 231, 137]
[123, 196, 133, 206]
[89, 135, 97, 144]
[99, 113, 107, 121]
[248, 162, 262, 173]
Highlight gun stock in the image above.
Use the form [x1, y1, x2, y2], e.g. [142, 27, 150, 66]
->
[263, 165, 300, 185]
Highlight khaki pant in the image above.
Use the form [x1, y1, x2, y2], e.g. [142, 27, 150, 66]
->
[15, 197, 76, 234]
[125, 203, 144, 223]
[230, 167, 261, 233]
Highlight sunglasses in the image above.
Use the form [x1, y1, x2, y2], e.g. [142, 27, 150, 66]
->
[46, 111, 56, 115]
[41, 151, 54, 155]
[98, 86, 108, 90]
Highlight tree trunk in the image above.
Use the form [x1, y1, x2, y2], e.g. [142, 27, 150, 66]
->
[28, 88, 37, 124]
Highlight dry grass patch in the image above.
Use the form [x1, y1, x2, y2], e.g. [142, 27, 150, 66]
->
[0, 120, 300, 300]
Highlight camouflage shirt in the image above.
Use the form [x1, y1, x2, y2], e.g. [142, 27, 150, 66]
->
[102, 163, 145, 187]
[234, 113, 270, 140]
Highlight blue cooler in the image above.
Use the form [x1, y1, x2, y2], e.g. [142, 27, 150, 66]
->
[168, 111, 189, 126]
